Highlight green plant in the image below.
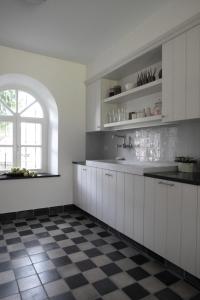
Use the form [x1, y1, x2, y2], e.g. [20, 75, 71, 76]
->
[8, 168, 37, 177]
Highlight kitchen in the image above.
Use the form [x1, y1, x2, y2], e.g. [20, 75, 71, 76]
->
[0, 1, 200, 299]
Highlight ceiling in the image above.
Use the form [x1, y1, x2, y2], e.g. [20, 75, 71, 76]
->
[0, 0, 173, 64]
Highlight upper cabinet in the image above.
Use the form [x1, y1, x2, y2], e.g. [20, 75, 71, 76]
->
[86, 80, 101, 132]
[162, 25, 200, 122]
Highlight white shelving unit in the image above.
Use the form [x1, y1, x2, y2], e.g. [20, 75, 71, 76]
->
[104, 115, 162, 129]
[104, 79, 162, 104]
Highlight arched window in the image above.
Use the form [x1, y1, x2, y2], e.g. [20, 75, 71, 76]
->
[0, 89, 47, 171]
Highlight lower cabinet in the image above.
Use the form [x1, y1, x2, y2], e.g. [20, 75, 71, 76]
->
[102, 169, 117, 228]
[74, 164, 200, 279]
[144, 177, 198, 277]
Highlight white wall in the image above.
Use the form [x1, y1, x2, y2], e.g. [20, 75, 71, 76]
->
[0, 45, 86, 213]
[87, 0, 200, 79]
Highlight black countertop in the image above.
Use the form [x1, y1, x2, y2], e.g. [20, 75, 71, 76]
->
[0, 173, 60, 181]
[144, 171, 200, 185]
[72, 161, 86, 165]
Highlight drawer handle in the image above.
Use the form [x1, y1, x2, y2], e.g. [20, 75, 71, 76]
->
[158, 181, 174, 187]
[82, 168, 87, 171]
[105, 173, 112, 177]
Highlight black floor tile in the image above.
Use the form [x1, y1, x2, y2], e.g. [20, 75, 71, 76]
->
[155, 270, 180, 286]
[52, 256, 71, 267]
[50, 291, 76, 300]
[107, 251, 125, 261]
[92, 239, 107, 247]
[101, 262, 122, 276]
[123, 283, 149, 300]
[76, 259, 96, 272]
[43, 242, 59, 251]
[72, 237, 87, 244]
[112, 241, 127, 250]
[79, 229, 92, 236]
[93, 278, 117, 295]
[54, 234, 67, 241]
[98, 231, 111, 238]
[84, 248, 102, 258]
[127, 267, 150, 281]
[64, 245, 80, 254]
[6, 237, 21, 245]
[131, 254, 150, 265]
[62, 227, 75, 234]
[155, 288, 182, 300]
[10, 249, 27, 259]
[65, 273, 88, 289]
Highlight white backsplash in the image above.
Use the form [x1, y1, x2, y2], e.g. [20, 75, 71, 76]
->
[86, 120, 200, 163]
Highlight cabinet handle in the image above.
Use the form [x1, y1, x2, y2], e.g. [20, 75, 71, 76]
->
[82, 168, 87, 171]
[158, 181, 174, 187]
[105, 173, 112, 177]
[97, 125, 100, 129]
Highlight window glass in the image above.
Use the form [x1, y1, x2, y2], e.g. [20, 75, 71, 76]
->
[21, 123, 41, 146]
[21, 102, 43, 118]
[0, 122, 13, 145]
[0, 90, 16, 112]
[0, 147, 13, 170]
[21, 147, 41, 169]
[18, 91, 35, 113]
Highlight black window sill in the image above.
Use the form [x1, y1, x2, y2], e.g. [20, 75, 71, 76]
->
[0, 173, 60, 181]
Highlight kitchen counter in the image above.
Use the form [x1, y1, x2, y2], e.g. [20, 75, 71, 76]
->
[144, 171, 200, 185]
[72, 161, 86, 165]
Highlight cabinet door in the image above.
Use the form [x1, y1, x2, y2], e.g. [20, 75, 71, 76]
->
[86, 80, 101, 132]
[166, 181, 182, 266]
[87, 167, 97, 216]
[144, 178, 155, 251]
[133, 175, 144, 244]
[186, 25, 200, 119]
[116, 172, 125, 233]
[197, 187, 200, 279]
[124, 174, 134, 239]
[181, 184, 198, 276]
[81, 166, 87, 211]
[162, 34, 186, 122]
[73, 165, 78, 206]
[102, 170, 116, 228]
[96, 168, 103, 221]
[154, 180, 168, 257]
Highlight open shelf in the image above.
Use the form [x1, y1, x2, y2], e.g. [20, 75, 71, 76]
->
[104, 115, 162, 129]
[104, 79, 162, 104]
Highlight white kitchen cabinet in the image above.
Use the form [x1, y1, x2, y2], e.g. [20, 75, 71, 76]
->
[102, 169, 117, 228]
[80, 166, 87, 211]
[86, 167, 97, 217]
[181, 184, 198, 276]
[144, 178, 156, 251]
[73, 164, 82, 208]
[116, 172, 125, 234]
[166, 181, 182, 266]
[124, 173, 134, 239]
[96, 168, 103, 221]
[124, 174, 144, 243]
[86, 80, 102, 132]
[154, 180, 168, 257]
[197, 187, 200, 278]
[162, 25, 200, 122]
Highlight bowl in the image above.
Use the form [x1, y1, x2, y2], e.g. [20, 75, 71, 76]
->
[124, 82, 134, 91]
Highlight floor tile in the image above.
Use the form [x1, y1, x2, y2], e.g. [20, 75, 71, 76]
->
[0, 270, 15, 284]
[93, 278, 117, 296]
[83, 268, 107, 283]
[18, 274, 41, 291]
[50, 291, 75, 300]
[39, 269, 60, 284]
[107, 251, 125, 261]
[155, 287, 182, 300]
[14, 265, 36, 279]
[123, 282, 149, 300]
[103, 289, 130, 300]
[21, 285, 47, 300]
[76, 259, 96, 272]
[0, 280, 19, 298]
[131, 254, 150, 265]
[63, 245, 80, 255]
[65, 273, 88, 289]
[57, 263, 80, 279]
[110, 271, 135, 288]
[84, 248, 102, 258]
[101, 262, 122, 276]
[52, 256, 71, 267]
[155, 270, 180, 286]
[44, 279, 69, 297]
[30, 252, 49, 264]
[34, 260, 55, 273]
[170, 280, 199, 299]
[72, 283, 99, 300]
[127, 266, 150, 281]
[139, 276, 166, 294]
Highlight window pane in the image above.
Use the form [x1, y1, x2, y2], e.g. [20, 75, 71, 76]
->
[0, 102, 13, 116]
[0, 147, 13, 170]
[18, 91, 36, 113]
[0, 122, 13, 145]
[21, 147, 41, 169]
[21, 102, 43, 118]
[0, 90, 16, 112]
[21, 123, 42, 146]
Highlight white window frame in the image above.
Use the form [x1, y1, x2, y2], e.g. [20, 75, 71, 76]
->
[0, 88, 48, 172]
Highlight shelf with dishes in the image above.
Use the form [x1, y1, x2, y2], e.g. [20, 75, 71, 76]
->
[104, 115, 162, 129]
[104, 79, 162, 104]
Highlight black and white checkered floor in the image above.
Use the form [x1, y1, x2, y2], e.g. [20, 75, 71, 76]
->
[0, 208, 200, 300]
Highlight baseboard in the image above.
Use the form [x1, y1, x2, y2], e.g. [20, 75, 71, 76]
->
[0, 204, 77, 222]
